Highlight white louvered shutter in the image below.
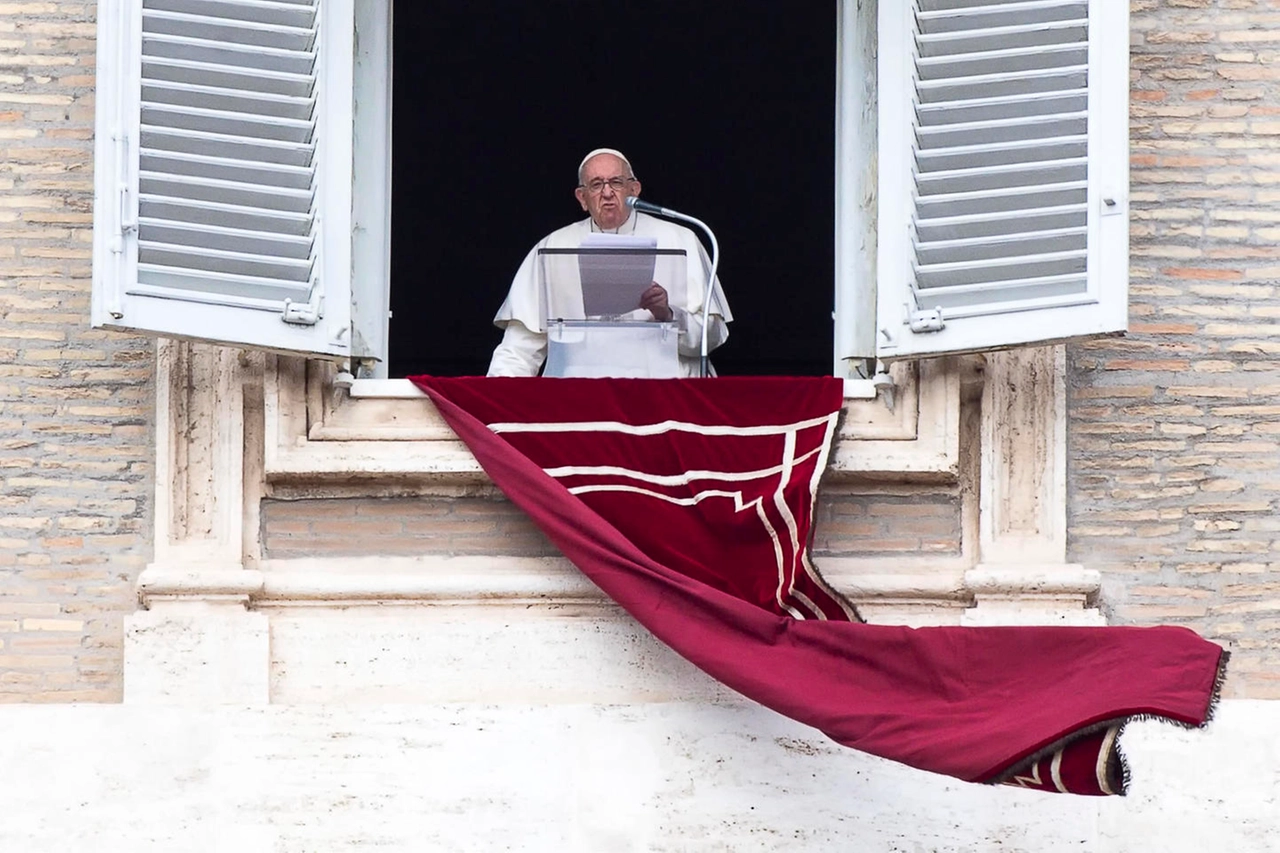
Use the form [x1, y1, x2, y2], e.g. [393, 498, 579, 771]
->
[92, 0, 354, 358]
[875, 0, 1128, 360]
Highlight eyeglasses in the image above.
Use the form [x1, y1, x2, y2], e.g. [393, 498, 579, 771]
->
[580, 177, 635, 195]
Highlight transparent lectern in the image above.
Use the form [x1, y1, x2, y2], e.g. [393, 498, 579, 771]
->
[537, 245, 688, 378]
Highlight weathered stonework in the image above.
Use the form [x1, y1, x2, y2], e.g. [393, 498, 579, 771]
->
[257, 488, 964, 562]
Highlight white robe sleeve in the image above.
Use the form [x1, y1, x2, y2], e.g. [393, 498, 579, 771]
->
[671, 305, 728, 359]
[487, 320, 546, 377]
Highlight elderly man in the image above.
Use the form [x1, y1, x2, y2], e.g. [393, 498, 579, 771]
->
[487, 148, 732, 377]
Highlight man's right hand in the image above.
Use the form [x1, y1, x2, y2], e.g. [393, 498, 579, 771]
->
[639, 282, 673, 322]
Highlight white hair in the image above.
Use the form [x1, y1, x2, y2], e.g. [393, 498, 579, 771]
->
[577, 148, 635, 185]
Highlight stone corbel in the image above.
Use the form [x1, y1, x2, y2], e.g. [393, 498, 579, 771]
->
[125, 340, 270, 704]
[145, 340, 259, 578]
[964, 346, 1102, 626]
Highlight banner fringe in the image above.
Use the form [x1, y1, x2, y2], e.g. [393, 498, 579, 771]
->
[988, 646, 1230, 795]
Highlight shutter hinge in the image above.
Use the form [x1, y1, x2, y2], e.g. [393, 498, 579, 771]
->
[908, 306, 945, 334]
[282, 294, 323, 326]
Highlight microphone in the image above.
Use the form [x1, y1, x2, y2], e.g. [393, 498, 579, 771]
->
[624, 196, 721, 377]
[625, 196, 674, 217]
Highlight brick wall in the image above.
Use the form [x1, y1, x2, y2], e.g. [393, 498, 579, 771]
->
[261, 497, 558, 559]
[260, 490, 963, 561]
[0, 2, 154, 702]
[811, 488, 962, 558]
[1068, 0, 1280, 698]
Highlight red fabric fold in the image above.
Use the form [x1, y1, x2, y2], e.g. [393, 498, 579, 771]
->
[410, 375, 1225, 795]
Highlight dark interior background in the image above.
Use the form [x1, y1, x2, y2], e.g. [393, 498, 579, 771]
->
[389, 1, 835, 377]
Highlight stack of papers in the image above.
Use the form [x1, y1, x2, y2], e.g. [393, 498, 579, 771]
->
[577, 234, 659, 317]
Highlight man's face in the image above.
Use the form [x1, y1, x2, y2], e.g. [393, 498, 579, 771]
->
[575, 154, 641, 231]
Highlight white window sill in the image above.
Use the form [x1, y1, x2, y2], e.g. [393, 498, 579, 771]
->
[347, 377, 882, 400]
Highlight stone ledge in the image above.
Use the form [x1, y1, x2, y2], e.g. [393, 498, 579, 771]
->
[135, 557, 1100, 623]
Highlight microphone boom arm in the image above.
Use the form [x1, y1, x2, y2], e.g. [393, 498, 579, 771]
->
[626, 197, 719, 377]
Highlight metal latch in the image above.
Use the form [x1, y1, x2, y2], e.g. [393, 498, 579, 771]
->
[282, 295, 323, 326]
[110, 128, 137, 258]
[908, 307, 945, 333]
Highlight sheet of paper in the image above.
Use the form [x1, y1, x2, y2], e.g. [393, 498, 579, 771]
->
[577, 234, 659, 317]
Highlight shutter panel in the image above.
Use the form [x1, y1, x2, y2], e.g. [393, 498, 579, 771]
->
[876, 0, 1128, 360]
[92, 0, 354, 358]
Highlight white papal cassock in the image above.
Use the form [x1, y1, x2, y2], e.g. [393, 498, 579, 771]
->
[488, 211, 733, 377]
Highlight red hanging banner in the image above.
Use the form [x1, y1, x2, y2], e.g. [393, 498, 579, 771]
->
[411, 375, 1226, 796]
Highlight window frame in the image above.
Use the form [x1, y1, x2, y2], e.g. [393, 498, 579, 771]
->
[833, 0, 880, 370]
[350, 0, 393, 374]
[92, 0, 1127, 377]
[348, 0, 883, 384]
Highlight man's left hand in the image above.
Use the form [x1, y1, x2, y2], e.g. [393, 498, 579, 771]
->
[639, 283, 673, 322]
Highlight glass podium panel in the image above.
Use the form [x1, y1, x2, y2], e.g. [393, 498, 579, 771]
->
[544, 320, 680, 379]
[537, 247, 687, 379]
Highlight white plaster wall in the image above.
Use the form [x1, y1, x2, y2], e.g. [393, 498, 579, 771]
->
[0, 702, 1091, 853]
[1101, 703, 1280, 852]
[0, 700, 1274, 851]
[267, 604, 739, 704]
[53, 600, 1270, 852]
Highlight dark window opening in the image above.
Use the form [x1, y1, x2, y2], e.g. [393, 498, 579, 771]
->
[389, 2, 835, 377]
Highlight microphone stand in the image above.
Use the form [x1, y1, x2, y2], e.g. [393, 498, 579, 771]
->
[626, 197, 719, 377]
